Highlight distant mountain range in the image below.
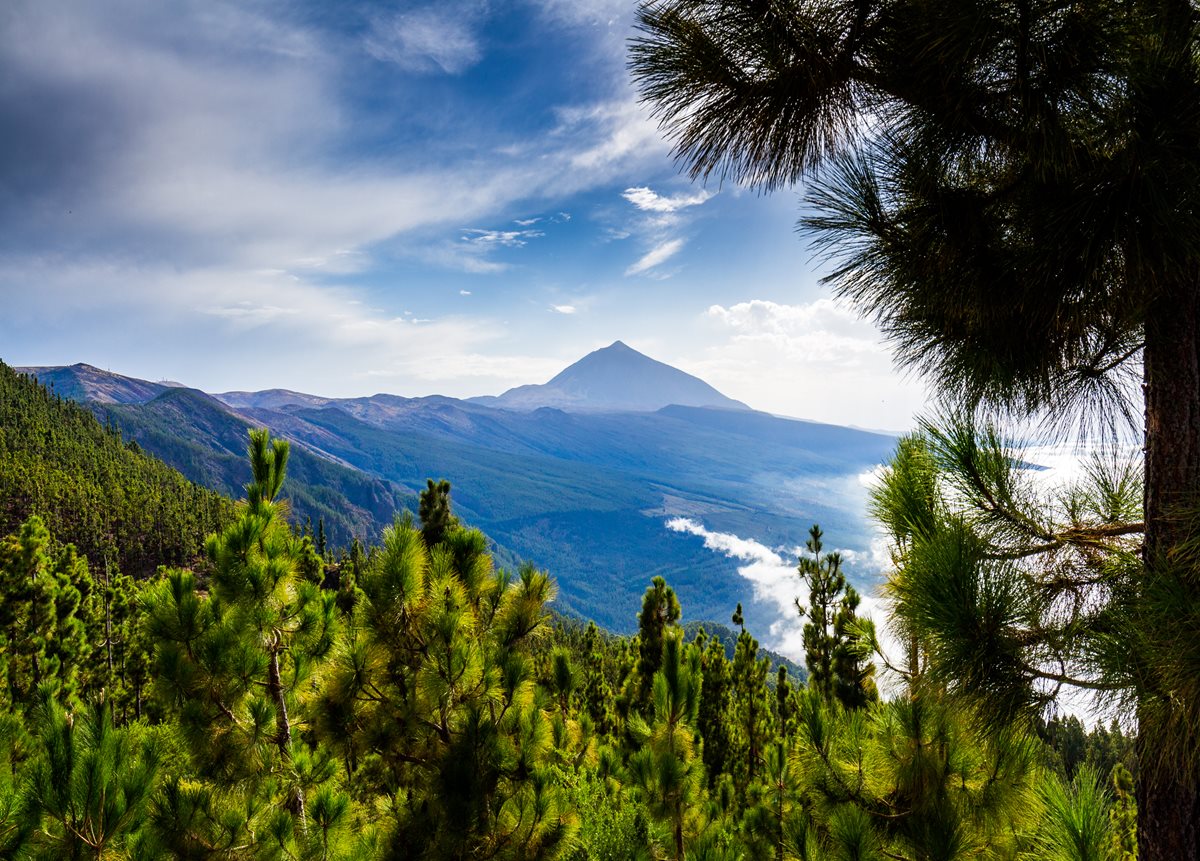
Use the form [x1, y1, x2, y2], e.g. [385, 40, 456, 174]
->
[17, 342, 897, 642]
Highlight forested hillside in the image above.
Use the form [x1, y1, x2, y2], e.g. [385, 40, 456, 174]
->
[19, 362, 416, 550]
[92, 386, 412, 550]
[0, 431, 1137, 860]
[0, 361, 231, 575]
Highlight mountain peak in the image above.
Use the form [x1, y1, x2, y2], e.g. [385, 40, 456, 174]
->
[18, 363, 170, 405]
[480, 341, 750, 413]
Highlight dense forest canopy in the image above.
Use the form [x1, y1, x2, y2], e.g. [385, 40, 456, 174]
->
[0, 360, 232, 576]
[0, 427, 1137, 860]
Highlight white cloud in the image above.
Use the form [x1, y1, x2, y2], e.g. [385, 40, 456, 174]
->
[665, 517, 902, 684]
[532, 0, 635, 28]
[558, 100, 666, 171]
[623, 186, 714, 213]
[616, 183, 711, 278]
[0, 2, 673, 281]
[626, 237, 685, 276]
[0, 255, 486, 370]
[707, 298, 882, 363]
[205, 302, 300, 327]
[688, 298, 930, 428]
[364, 7, 483, 75]
[460, 228, 545, 247]
[460, 289, 472, 296]
[367, 352, 567, 385]
[551, 304, 577, 314]
[666, 517, 803, 649]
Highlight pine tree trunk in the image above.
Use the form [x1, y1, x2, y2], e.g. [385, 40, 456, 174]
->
[1139, 278, 1200, 861]
[267, 642, 307, 832]
[104, 565, 113, 675]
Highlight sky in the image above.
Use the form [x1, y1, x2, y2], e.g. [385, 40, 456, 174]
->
[0, 0, 932, 430]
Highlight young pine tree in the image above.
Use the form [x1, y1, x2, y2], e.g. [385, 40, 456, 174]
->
[727, 627, 775, 799]
[418, 478, 459, 548]
[634, 576, 681, 711]
[146, 428, 339, 843]
[697, 631, 733, 789]
[795, 525, 842, 703]
[797, 525, 876, 710]
[626, 629, 705, 861]
[20, 687, 161, 859]
[314, 516, 574, 860]
[0, 516, 95, 711]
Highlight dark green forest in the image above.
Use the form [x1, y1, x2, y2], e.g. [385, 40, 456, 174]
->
[0, 425, 1138, 860]
[0, 362, 232, 576]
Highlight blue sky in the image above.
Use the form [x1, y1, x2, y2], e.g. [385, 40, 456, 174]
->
[0, 0, 929, 429]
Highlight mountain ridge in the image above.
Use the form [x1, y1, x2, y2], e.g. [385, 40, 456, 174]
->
[15, 347, 896, 644]
[469, 340, 750, 413]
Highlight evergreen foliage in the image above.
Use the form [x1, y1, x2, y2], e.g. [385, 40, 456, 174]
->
[634, 576, 682, 711]
[0, 421, 1137, 861]
[796, 525, 877, 711]
[0, 360, 232, 576]
[629, 0, 1200, 854]
[20, 688, 161, 860]
[417, 478, 459, 548]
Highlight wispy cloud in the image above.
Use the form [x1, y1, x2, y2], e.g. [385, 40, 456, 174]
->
[558, 101, 666, 171]
[622, 186, 714, 212]
[665, 517, 896, 670]
[618, 183, 713, 277]
[707, 299, 883, 364]
[687, 298, 928, 427]
[364, 6, 483, 75]
[625, 237, 685, 276]
[205, 302, 300, 327]
[666, 517, 809, 657]
[461, 228, 545, 247]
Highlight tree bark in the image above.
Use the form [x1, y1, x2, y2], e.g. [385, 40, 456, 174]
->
[267, 642, 307, 832]
[1139, 276, 1200, 861]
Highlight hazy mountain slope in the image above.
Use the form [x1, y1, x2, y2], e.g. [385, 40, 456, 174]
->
[471, 341, 749, 412]
[16, 362, 172, 404]
[86, 388, 412, 549]
[235, 399, 891, 631]
[216, 388, 336, 410]
[22, 349, 897, 639]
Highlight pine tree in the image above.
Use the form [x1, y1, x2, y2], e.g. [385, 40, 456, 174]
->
[635, 576, 682, 710]
[740, 740, 808, 861]
[774, 666, 795, 735]
[830, 585, 878, 711]
[146, 428, 339, 843]
[727, 628, 774, 798]
[580, 622, 617, 736]
[418, 478, 459, 548]
[314, 517, 574, 859]
[697, 631, 733, 789]
[630, 3, 1200, 854]
[626, 630, 704, 861]
[20, 687, 161, 859]
[0, 516, 95, 710]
